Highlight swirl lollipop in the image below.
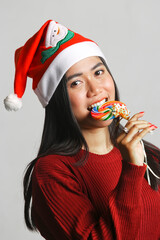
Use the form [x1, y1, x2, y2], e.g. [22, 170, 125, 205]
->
[91, 100, 130, 121]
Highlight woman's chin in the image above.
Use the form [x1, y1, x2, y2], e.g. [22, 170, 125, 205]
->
[79, 118, 113, 130]
[93, 119, 113, 128]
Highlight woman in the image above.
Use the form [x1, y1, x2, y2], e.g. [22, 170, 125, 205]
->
[4, 20, 160, 239]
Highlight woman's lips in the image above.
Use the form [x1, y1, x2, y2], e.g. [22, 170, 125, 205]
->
[87, 98, 108, 111]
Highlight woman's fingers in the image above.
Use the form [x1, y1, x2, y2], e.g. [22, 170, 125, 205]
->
[116, 112, 146, 143]
[117, 121, 150, 143]
[126, 120, 150, 130]
[130, 125, 157, 145]
[117, 114, 158, 144]
[116, 112, 158, 166]
[129, 111, 145, 122]
[120, 122, 151, 143]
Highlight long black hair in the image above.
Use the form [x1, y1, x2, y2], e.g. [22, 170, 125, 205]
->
[23, 57, 160, 230]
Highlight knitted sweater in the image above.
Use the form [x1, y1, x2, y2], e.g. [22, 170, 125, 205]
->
[32, 147, 160, 240]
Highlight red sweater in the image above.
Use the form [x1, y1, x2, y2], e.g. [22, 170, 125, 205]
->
[32, 147, 160, 240]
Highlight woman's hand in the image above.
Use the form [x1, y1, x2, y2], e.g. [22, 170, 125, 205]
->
[116, 112, 157, 166]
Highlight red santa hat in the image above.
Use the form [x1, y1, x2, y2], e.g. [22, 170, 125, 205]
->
[4, 20, 106, 111]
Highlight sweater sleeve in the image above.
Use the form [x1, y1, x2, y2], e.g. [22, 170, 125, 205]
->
[108, 160, 147, 240]
[32, 156, 146, 240]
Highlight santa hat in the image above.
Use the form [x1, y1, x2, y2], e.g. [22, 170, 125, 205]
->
[4, 20, 106, 111]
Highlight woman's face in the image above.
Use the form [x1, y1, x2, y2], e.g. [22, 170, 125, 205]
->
[66, 56, 115, 129]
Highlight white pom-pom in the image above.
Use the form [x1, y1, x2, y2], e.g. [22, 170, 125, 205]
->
[4, 93, 22, 111]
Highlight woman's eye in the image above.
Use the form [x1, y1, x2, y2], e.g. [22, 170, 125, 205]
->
[70, 80, 81, 87]
[95, 70, 104, 76]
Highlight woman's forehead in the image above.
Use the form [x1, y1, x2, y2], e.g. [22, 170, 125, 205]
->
[66, 56, 103, 77]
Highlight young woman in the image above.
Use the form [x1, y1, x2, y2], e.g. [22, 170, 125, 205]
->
[4, 20, 160, 240]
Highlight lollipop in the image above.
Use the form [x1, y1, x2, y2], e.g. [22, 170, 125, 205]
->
[91, 100, 130, 121]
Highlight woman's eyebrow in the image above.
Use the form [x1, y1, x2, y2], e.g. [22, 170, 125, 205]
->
[67, 73, 83, 82]
[67, 62, 104, 82]
[91, 62, 104, 71]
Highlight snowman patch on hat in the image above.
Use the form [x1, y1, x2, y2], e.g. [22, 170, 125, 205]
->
[41, 21, 74, 63]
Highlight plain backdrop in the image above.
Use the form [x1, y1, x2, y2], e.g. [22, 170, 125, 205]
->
[1, 0, 160, 239]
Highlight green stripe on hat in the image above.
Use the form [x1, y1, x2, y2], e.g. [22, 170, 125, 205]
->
[41, 30, 74, 63]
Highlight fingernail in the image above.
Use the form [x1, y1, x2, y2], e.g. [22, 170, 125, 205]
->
[149, 124, 158, 129]
[139, 111, 145, 114]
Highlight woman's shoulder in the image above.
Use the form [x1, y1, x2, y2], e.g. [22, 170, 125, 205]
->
[35, 154, 73, 171]
[32, 154, 78, 183]
[36, 153, 69, 165]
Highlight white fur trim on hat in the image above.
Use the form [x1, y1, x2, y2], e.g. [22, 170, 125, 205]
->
[4, 93, 22, 111]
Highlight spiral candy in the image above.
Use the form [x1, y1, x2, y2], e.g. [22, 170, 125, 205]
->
[91, 101, 130, 121]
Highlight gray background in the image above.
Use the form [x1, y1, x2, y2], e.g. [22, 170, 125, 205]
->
[1, 0, 160, 239]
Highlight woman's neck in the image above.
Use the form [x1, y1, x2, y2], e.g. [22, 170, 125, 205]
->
[81, 127, 113, 155]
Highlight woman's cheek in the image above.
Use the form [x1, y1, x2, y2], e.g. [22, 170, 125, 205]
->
[69, 88, 86, 106]
[105, 79, 115, 98]
[69, 95, 82, 115]
[69, 93, 80, 107]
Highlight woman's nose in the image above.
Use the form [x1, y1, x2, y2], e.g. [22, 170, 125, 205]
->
[86, 78, 102, 97]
